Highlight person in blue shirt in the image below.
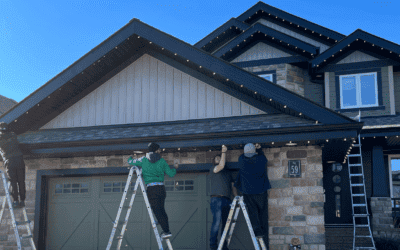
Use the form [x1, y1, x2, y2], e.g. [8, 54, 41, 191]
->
[234, 143, 271, 247]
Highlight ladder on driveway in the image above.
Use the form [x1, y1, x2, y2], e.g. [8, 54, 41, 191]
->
[106, 164, 173, 250]
[347, 111, 376, 250]
[218, 196, 267, 250]
[0, 170, 36, 250]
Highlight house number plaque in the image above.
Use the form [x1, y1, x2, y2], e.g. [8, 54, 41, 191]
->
[288, 160, 301, 178]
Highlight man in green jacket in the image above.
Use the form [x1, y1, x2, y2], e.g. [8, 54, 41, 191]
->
[0, 122, 26, 208]
[127, 142, 178, 239]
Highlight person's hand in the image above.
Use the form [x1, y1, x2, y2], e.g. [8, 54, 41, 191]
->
[174, 163, 179, 169]
[222, 145, 227, 153]
[255, 143, 261, 149]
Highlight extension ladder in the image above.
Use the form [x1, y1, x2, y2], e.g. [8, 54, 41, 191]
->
[218, 196, 267, 250]
[106, 165, 173, 250]
[0, 170, 36, 250]
[346, 111, 376, 250]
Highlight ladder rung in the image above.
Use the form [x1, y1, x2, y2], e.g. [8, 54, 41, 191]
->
[354, 248, 375, 249]
[353, 214, 370, 217]
[355, 235, 373, 237]
[352, 194, 366, 196]
[348, 154, 361, 157]
[355, 224, 369, 227]
[353, 144, 361, 147]
[350, 174, 363, 177]
[20, 235, 33, 239]
[353, 204, 367, 207]
[351, 184, 364, 187]
[16, 220, 30, 226]
[349, 164, 362, 167]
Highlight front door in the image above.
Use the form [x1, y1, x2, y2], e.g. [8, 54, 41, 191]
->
[323, 161, 353, 225]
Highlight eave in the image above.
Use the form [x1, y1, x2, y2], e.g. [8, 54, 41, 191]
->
[236, 2, 345, 43]
[213, 23, 319, 61]
[311, 29, 400, 72]
[194, 18, 249, 53]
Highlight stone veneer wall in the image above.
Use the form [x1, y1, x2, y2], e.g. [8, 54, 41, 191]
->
[241, 63, 305, 97]
[0, 145, 324, 250]
[370, 197, 400, 241]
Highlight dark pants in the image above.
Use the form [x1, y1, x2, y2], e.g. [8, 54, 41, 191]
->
[147, 185, 170, 233]
[210, 196, 231, 250]
[243, 191, 269, 247]
[4, 156, 26, 201]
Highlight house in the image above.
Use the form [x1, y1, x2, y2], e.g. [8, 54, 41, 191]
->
[1, 1, 400, 249]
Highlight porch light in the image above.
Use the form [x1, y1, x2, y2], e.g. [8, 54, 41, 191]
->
[308, 141, 310, 143]
[372, 44, 374, 46]
[272, 142, 274, 144]
[280, 40, 282, 42]
[320, 34, 322, 36]
[276, 16, 278, 18]
[364, 41, 366, 43]
[269, 13, 271, 15]
[258, 31, 260, 33]
[270, 99, 272, 101]
[244, 40, 246, 42]
[317, 65, 319, 67]
[332, 55, 334, 57]
[363, 137, 365, 139]
[265, 34, 267, 36]
[48, 96, 51, 98]
[290, 22, 292, 24]
[149, 42, 152, 44]
[115, 47, 118, 49]
[178, 148, 180, 150]
[213, 72, 216, 75]
[374, 136, 376, 138]
[230, 50, 232, 51]
[174, 53, 177, 56]
[385, 136, 388, 138]
[14, 120, 17, 122]
[305, 28, 307, 30]
[397, 136, 399, 138]
[283, 20, 285, 21]
[241, 85, 243, 87]
[236, 27, 238, 29]
[255, 92, 257, 94]
[284, 105, 287, 108]
[299, 113, 302, 115]
[199, 66, 202, 68]
[37, 104, 39, 106]
[138, 36, 140, 38]
[237, 45, 239, 47]
[187, 60, 189, 62]
[288, 44, 289, 46]
[226, 79, 229, 81]
[163, 149, 165, 151]
[295, 47, 297, 49]
[316, 121, 318, 124]
[26, 112, 28, 114]
[326, 139, 329, 142]
[272, 37, 275, 39]
[335, 40, 337, 42]
[297, 25, 299, 27]
[390, 51, 392, 53]
[324, 60, 326, 62]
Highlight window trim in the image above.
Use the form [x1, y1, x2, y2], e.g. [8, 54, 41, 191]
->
[388, 155, 400, 199]
[339, 72, 379, 109]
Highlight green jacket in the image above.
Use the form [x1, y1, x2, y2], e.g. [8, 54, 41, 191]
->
[128, 153, 176, 185]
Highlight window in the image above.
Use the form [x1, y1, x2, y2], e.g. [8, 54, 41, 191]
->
[164, 180, 194, 192]
[339, 72, 378, 109]
[55, 183, 89, 194]
[260, 74, 273, 82]
[103, 181, 137, 193]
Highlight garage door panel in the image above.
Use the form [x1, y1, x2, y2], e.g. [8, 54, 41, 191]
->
[150, 222, 200, 249]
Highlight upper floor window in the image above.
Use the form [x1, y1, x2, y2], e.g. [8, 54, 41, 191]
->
[339, 72, 378, 109]
[260, 74, 273, 82]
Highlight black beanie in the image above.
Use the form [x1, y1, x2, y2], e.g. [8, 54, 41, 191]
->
[148, 142, 160, 152]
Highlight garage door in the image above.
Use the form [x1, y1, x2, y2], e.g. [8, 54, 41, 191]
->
[46, 171, 256, 250]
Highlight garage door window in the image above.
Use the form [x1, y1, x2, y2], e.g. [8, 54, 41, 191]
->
[55, 183, 89, 194]
[103, 181, 137, 193]
[165, 180, 194, 192]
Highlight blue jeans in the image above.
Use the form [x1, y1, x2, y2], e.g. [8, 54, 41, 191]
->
[210, 196, 231, 250]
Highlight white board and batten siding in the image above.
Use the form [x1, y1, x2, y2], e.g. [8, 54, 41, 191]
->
[231, 42, 291, 63]
[336, 51, 379, 64]
[256, 19, 330, 53]
[41, 54, 265, 129]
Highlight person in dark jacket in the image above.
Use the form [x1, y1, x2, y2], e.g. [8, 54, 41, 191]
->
[0, 122, 26, 208]
[234, 143, 271, 247]
[209, 145, 238, 250]
[127, 142, 178, 239]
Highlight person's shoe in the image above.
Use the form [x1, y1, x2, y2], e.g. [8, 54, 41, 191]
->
[12, 201, 19, 209]
[19, 200, 25, 207]
[160, 231, 172, 239]
[255, 234, 264, 239]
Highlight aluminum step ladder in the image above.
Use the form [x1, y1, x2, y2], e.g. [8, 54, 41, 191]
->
[106, 165, 173, 250]
[346, 130, 376, 250]
[218, 196, 267, 250]
[0, 170, 36, 250]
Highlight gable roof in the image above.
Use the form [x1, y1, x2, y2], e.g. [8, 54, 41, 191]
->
[237, 2, 345, 42]
[311, 29, 400, 71]
[212, 23, 319, 61]
[0, 17, 357, 135]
